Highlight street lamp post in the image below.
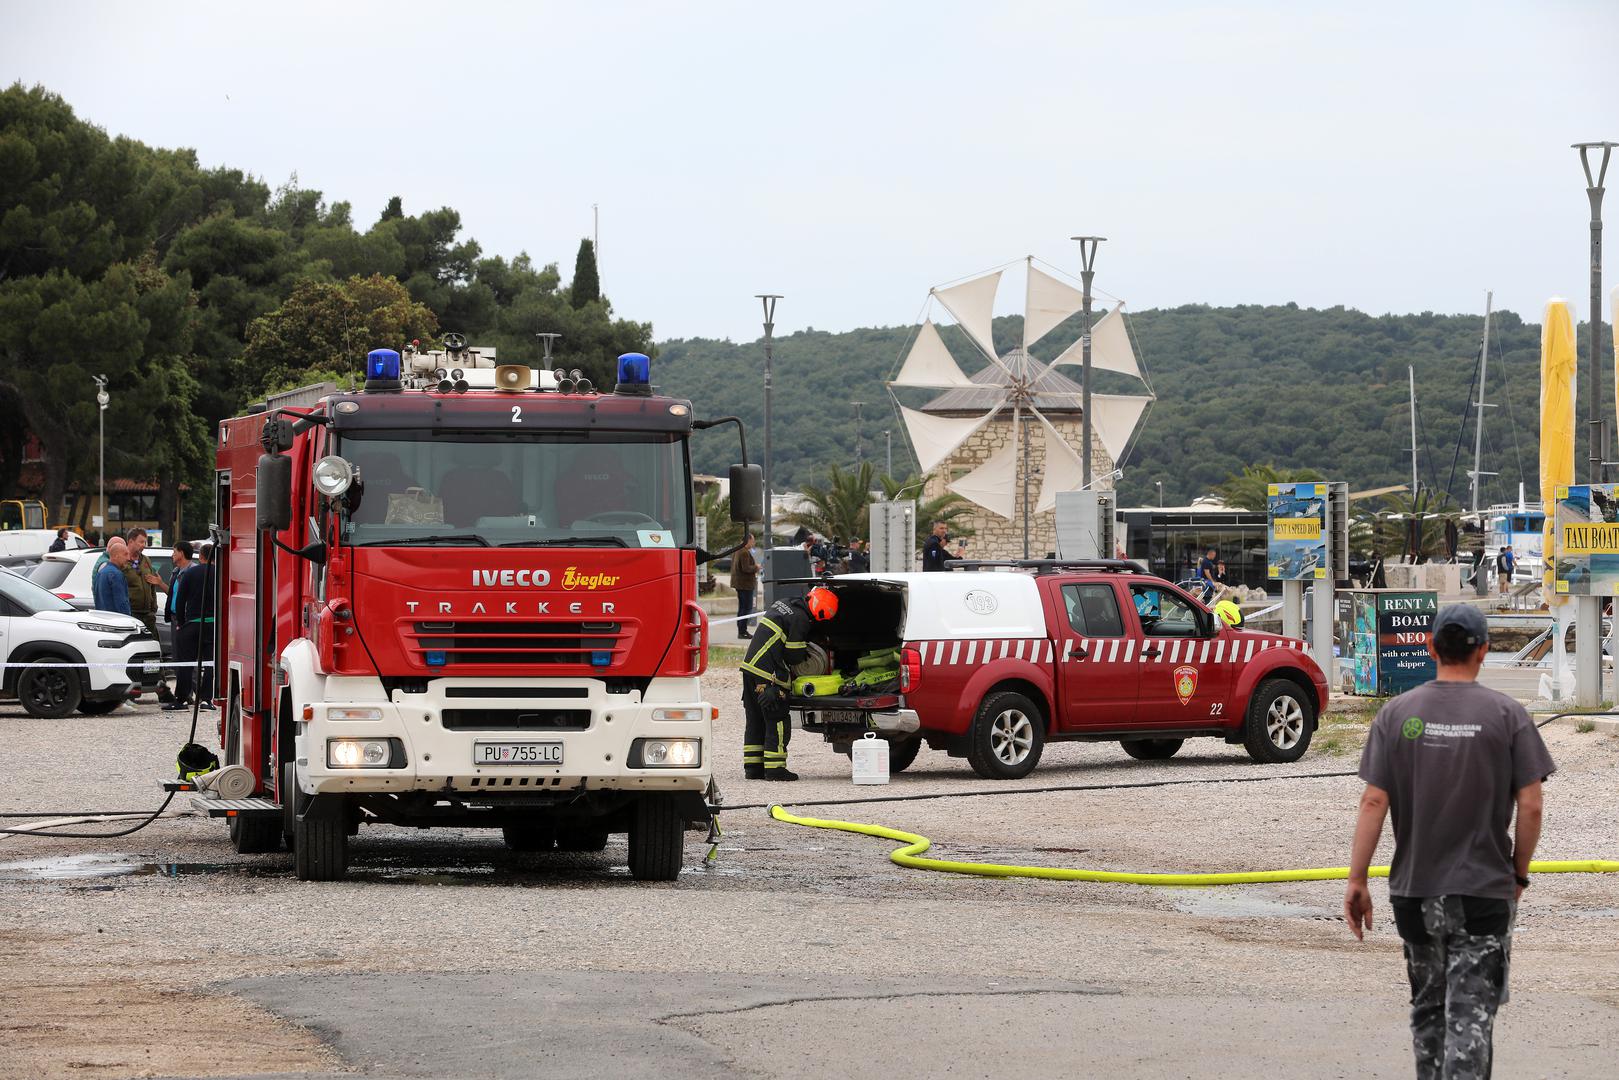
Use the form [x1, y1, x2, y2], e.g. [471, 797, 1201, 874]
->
[1070, 237, 1106, 489]
[884, 430, 892, 480]
[1575, 142, 1615, 483]
[756, 294, 782, 544]
[1156, 480, 1163, 507]
[93, 374, 108, 541]
[850, 401, 865, 466]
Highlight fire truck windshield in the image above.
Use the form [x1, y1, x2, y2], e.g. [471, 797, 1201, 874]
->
[336, 430, 692, 549]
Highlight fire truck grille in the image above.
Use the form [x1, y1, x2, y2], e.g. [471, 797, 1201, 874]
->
[409, 620, 627, 667]
[441, 708, 592, 731]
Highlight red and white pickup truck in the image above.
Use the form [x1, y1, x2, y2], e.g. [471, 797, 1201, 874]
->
[789, 561, 1330, 779]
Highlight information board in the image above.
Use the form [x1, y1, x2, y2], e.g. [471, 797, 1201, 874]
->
[1267, 482, 1329, 580]
[1552, 484, 1619, 595]
[1376, 591, 1436, 695]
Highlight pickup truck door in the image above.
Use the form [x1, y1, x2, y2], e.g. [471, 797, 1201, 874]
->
[1051, 580, 1137, 729]
[1126, 581, 1234, 726]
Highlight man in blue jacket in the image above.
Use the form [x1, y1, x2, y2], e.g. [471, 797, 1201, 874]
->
[92, 539, 133, 615]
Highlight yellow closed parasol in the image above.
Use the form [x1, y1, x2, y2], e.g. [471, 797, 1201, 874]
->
[1542, 299, 1577, 603]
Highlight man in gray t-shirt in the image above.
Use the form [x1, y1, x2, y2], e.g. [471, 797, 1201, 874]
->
[1344, 604, 1554, 1079]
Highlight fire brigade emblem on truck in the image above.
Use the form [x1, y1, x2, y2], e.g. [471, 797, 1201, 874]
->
[1173, 665, 1198, 705]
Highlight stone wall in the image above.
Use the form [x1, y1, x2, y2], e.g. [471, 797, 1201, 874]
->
[923, 415, 1114, 560]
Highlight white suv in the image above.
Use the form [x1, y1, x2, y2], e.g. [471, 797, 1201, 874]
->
[0, 568, 162, 717]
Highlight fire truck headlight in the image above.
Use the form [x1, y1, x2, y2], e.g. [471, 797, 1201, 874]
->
[629, 738, 702, 768]
[327, 738, 401, 768]
[650, 707, 704, 723]
[313, 455, 356, 497]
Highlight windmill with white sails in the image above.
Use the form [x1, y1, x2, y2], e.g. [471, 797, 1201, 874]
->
[887, 257, 1154, 555]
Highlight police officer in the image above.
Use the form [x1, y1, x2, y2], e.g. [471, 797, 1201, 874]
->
[1344, 605, 1554, 1078]
[739, 586, 839, 781]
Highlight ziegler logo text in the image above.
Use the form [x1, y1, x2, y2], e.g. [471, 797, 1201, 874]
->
[562, 567, 620, 590]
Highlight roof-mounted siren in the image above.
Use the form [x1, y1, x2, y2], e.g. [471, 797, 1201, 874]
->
[364, 348, 402, 392]
[495, 364, 533, 392]
[616, 352, 651, 396]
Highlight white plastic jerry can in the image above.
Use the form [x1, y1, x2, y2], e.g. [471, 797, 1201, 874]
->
[850, 731, 890, 785]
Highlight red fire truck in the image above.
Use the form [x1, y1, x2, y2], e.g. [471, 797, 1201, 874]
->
[205, 344, 759, 880]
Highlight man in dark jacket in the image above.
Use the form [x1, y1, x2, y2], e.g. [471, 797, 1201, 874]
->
[739, 587, 838, 781]
[921, 521, 950, 571]
[170, 543, 217, 710]
[731, 531, 760, 639]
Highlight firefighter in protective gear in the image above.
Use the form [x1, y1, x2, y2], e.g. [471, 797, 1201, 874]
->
[740, 587, 838, 780]
[1213, 599, 1244, 629]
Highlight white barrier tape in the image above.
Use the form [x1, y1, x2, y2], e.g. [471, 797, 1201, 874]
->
[0, 660, 214, 670]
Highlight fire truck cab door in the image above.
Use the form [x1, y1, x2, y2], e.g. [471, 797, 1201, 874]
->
[1052, 579, 1137, 730]
[1126, 581, 1232, 725]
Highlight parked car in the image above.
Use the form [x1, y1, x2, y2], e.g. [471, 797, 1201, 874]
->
[787, 562, 1330, 779]
[0, 567, 161, 717]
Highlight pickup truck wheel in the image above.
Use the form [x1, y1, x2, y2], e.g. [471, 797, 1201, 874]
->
[1121, 738, 1183, 760]
[888, 736, 922, 773]
[17, 661, 81, 719]
[294, 795, 349, 881]
[967, 691, 1045, 780]
[628, 794, 684, 881]
[502, 823, 557, 852]
[1243, 679, 1314, 764]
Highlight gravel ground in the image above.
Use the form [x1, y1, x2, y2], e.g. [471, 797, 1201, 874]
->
[2, 666, 1617, 1078]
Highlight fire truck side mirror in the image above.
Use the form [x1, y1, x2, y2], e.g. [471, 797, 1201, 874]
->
[728, 464, 763, 524]
[257, 454, 293, 532]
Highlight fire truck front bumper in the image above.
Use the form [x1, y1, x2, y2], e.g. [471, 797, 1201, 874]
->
[294, 676, 712, 796]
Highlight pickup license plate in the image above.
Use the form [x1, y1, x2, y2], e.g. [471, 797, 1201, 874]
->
[473, 742, 563, 766]
[819, 709, 865, 725]
[142, 662, 162, 676]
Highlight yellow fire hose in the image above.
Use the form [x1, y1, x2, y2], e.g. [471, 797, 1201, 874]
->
[769, 805, 1619, 886]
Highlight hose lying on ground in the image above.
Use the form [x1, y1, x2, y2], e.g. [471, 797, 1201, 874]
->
[769, 804, 1619, 886]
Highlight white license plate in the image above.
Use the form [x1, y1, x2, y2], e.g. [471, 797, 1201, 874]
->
[142, 663, 162, 676]
[821, 710, 865, 724]
[473, 741, 563, 766]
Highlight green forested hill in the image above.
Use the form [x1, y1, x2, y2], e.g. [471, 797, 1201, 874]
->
[657, 304, 1594, 509]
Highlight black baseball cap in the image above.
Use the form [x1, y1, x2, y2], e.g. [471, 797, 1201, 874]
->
[1431, 604, 1489, 647]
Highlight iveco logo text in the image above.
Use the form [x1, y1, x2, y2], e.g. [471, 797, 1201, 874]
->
[471, 569, 551, 587]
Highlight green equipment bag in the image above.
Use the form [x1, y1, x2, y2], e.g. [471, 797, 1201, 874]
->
[792, 674, 846, 697]
[857, 649, 900, 670]
[851, 666, 900, 690]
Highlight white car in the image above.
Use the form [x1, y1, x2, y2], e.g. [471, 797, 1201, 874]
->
[27, 546, 196, 655]
[0, 568, 161, 717]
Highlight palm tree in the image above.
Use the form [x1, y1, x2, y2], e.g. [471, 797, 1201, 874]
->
[879, 473, 975, 549]
[1216, 465, 1328, 511]
[775, 463, 976, 549]
[696, 486, 744, 554]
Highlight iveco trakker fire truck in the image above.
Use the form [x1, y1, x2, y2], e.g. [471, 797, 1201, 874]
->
[204, 340, 760, 880]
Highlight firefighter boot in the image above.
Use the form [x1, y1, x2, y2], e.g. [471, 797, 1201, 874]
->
[763, 766, 799, 781]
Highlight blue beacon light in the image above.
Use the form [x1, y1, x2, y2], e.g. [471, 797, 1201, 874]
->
[364, 348, 402, 391]
[615, 352, 651, 396]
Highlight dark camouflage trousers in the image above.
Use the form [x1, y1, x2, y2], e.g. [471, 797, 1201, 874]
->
[1397, 895, 1512, 1080]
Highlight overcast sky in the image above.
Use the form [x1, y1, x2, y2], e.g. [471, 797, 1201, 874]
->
[4, 1, 1616, 343]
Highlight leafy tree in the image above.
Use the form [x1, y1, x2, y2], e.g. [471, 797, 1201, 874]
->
[569, 239, 600, 309]
[240, 275, 439, 400]
[1216, 464, 1328, 511]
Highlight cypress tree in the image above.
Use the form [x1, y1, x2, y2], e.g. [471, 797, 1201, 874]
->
[569, 238, 600, 308]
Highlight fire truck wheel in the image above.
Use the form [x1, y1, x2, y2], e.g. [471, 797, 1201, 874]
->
[229, 811, 282, 854]
[555, 825, 611, 853]
[17, 660, 81, 719]
[888, 736, 922, 773]
[1121, 738, 1184, 760]
[628, 794, 684, 881]
[966, 691, 1045, 780]
[294, 796, 349, 881]
[501, 823, 557, 852]
[1243, 678, 1315, 764]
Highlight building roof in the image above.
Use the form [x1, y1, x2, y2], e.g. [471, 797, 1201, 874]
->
[921, 348, 1085, 415]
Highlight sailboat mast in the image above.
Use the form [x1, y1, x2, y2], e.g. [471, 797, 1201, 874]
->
[1470, 291, 1494, 514]
[1409, 365, 1419, 502]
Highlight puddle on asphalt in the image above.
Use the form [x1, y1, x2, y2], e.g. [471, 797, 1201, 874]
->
[0, 850, 751, 885]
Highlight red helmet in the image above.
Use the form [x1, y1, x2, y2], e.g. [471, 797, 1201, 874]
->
[806, 586, 839, 621]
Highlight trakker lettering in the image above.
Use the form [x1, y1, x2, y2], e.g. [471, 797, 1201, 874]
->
[562, 567, 621, 590]
[472, 569, 552, 587]
[406, 600, 617, 615]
